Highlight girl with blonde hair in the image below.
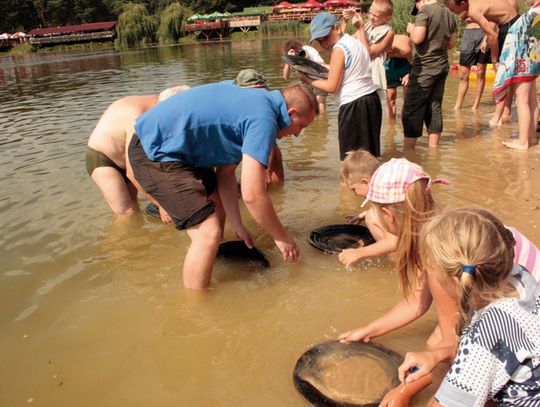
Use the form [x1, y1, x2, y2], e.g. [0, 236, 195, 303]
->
[398, 208, 540, 406]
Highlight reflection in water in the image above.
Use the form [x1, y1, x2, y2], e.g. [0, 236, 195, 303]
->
[1, 41, 540, 407]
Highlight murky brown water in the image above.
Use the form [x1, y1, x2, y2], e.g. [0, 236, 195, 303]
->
[1, 39, 540, 406]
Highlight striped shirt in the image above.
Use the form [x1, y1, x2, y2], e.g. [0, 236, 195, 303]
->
[435, 265, 540, 406]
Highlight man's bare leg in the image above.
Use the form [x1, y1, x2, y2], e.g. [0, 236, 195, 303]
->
[92, 167, 138, 214]
[184, 211, 223, 290]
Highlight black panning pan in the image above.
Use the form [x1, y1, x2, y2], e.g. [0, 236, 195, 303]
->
[282, 54, 329, 80]
[293, 341, 403, 407]
[217, 240, 270, 268]
[308, 224, 375, 254]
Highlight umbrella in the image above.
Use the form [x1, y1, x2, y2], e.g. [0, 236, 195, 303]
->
[11, 32, 26, 38]
[0, 33, 10, 39]
[273, 1, 295, 10]
[299, 0, 323, 8]
[187, 14, 204, 22]
[323, 0, 354, 7]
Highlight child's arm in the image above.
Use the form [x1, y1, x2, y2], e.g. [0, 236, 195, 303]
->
[338, 278, 433, 342]
[338, 234, 397, 267]
[398, 347, 455, 384]
[283, 48, 296, 80]
[379, 374, 433, 407]
[352, 16, 395, 59]
[298, 47, 345, 93]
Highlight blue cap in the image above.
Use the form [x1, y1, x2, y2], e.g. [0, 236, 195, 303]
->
[309, 12, 338, 43]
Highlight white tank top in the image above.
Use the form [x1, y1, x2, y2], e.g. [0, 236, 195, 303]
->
[333, 34, 378, 106]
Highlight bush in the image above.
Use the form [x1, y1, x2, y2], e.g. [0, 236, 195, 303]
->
[260, 21, 307, 36]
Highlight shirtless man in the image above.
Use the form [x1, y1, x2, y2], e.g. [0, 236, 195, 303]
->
[86, 85, 189, 216]
[448, 0, 519, 124]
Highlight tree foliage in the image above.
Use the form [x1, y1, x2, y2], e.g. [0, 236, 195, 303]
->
[115, 3, 157, 49]
[157, 2, 190, 44]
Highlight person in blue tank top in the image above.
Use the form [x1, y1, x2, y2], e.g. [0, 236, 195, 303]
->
[127, 82, 318, 290]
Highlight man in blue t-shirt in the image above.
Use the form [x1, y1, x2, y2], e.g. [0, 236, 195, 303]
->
[127, 82, 318, 290]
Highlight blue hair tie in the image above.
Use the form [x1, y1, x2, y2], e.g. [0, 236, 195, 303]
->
[462, 265, 476, 277]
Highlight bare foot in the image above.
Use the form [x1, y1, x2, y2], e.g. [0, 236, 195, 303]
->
[471, 104, 479, 111]
[489, 118, 502, 127]
[502, 140, 529, 150]
[453, 104, 461, 110]
[502, 115, 511, 124]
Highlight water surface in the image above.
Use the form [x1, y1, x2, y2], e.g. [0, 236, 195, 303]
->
[1, 40, 540, 406]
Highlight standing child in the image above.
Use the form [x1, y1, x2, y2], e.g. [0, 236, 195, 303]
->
[402, 0, 457, 149]
[399, 208, 540, 406]
[300, 12, 381, 159]
[385, 34, 413, 122]
[282, 38, 329, 113]
[343, 0, 395, 96]
[493, 2, 540, 150]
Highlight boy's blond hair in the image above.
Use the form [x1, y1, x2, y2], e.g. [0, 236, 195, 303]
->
[420, 208, 516, 334]
[340, 149, 381, 185]
[371, 0, 394, 17]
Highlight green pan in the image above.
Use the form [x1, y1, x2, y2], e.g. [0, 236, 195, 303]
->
[293, 341, 403, 407]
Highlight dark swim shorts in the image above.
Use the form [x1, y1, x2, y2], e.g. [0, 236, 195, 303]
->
[127, 134, 217, 230]
[498, 15, 520, 61]
[85, 145, 128, 181]
[459, 28, 491, 67]
[385, 57, 412, 88]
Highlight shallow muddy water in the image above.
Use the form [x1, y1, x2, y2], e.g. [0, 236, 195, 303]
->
[1, 39, 540, 406]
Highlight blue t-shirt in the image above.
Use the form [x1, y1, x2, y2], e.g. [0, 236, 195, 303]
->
[134, 82, 291, 167]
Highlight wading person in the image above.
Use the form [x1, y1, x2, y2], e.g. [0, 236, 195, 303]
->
[86, 85, 189, 218]
[127, 82, 318, 290]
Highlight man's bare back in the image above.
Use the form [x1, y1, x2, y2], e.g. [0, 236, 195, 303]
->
[87, 95, 158, 169]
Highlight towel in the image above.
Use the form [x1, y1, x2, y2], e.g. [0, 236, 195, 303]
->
[492, 2, 540, 103]
[365, 22, 391, 91]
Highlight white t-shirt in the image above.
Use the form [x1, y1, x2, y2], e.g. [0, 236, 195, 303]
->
[302, 45, 325, 65]
[333, 34, 378, 106]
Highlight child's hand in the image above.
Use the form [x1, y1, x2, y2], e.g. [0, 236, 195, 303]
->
[345, 211, 366, 225]
[398, 351, 438, 383]
[352, 13, 364, 29]
[338, 247, 362, 267]
[342, 7, 355, 21]
[338, 326, 372, 343]
[159, 206, 173, 224]
[235, 225, 255, 249]
[406, 22, 415, 35]
[401, 73, 410, 87]
[287, 48, 296, 56]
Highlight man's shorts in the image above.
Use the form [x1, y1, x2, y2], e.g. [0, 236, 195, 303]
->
[128, 134, 217, 230]
[385, 57, 412, 88]
[85, 145, 129, 182]
[459, 28, 491, 67]
[498, 15, 520, 61]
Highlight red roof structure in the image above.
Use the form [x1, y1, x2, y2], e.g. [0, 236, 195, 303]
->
[27, 21, 117, 37]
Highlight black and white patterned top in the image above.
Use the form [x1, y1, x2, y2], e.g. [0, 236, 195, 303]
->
[435, 265, 540, 406]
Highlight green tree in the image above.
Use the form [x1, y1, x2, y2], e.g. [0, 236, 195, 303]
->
[115, 3, 156, 48]
[157, 2, 190, 44]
